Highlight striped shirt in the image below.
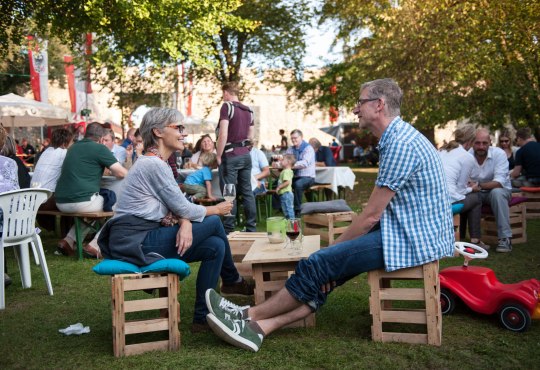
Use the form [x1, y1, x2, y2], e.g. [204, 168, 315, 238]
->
[376, 117, 454, 271]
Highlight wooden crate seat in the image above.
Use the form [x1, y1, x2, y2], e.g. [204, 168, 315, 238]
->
[481, 197, 527, 244]
[111, 273, 180, 357]
[519, 187, 540, 219]
[367, 261, 442, 346]
[303, 211, 355, 244]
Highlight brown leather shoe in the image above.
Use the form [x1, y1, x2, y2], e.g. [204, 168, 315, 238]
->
[57, 239, 75, 256]
[190, 321, 211, 334]
[83, 244, 102, 259]
[220, 278, 255, 296]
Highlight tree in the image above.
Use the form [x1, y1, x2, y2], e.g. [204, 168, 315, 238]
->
[204, 0, 312, 84]
[298, 0, 540, 132]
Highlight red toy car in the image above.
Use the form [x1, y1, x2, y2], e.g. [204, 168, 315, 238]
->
[440, 242, 540, 332]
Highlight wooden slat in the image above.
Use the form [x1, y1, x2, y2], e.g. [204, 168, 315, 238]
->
[380, 309, 427, 324]
[123, 276, 168, 291]
[124, 340, 170, 356]
[377, 267, 424, 279]
[125, 318, 169, 334]
[124, 297, 168, 312]
[258, 279, 286, 293]
[381, 332, 428, 344]
[379, 287, 425, 301]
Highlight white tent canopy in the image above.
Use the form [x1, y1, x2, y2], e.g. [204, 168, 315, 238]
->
[0, 93, 71, 129]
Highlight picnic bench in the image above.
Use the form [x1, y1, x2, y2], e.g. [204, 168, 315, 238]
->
[37, 210, 114, 260]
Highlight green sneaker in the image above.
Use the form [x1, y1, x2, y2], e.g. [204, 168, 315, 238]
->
[205, 288, 249, 321]
[206, 313, 263, 352]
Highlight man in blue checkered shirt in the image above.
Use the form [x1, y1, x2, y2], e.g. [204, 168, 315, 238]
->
[205, 78, 455, 352]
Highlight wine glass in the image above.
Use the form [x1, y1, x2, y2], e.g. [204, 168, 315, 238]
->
[286, 218, 302, 255]
[222, 184, 236, 216]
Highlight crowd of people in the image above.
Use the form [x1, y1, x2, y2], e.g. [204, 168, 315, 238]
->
[1, 77, 538, 340]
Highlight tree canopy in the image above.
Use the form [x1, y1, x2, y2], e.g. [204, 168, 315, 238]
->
[297, 0, 540, 131]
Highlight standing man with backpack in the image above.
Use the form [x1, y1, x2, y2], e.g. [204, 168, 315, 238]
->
[216, 82, 257, 233]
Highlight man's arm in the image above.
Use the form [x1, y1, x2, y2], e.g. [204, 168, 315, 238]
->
[510, 164, 522, 180]
[216, 119, 229, 166]
[333, 186, 396, 244]
[109, 162, 128, 179]
[255, 166, 270, 181]
[248, 125, 254, 141]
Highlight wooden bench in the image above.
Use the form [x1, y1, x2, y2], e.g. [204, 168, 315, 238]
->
[227, 232, 268, 278]
[37, 210, 114, 260]
[519, 187, 540, 219]
[480, 197, 527, 245]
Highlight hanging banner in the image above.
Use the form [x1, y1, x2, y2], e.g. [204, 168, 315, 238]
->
[27, 36, 49, 103]
[64, 33, 96, 120]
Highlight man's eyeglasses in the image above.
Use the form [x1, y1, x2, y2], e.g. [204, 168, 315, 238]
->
[356, 97, 379, 106]
[166, 124, 185, 134]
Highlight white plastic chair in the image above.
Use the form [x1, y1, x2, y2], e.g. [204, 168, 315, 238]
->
[0, 188, 53, 310]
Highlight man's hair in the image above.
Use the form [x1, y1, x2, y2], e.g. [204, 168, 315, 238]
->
[200, 152, 217, 167]
[515, 127, 532, 141]
[85, 122, 105, 141]
[279, 129, 285, 135]
[51, 128, 74, 148]
[1, 135, 17, 157]
[283, 153, 297, 166]
[309, 137, 321, 149]
[126, 127, 136, 138]
[360, 78, 402, 117]
[290, 129, 303, 137]
[103, 129, 115, 140]
[140, 107, 184, 149]
[222, 81, 240, 96]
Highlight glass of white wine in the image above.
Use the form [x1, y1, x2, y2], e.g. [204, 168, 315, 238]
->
[222, 184, 236, 217]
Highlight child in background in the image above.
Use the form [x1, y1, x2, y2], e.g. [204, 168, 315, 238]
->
[276, 154, 296, 219]
[183, 152, 217, 201]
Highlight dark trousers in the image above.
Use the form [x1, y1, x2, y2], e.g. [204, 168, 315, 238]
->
[292, 176, 315, 214]
[219, 154, 257, 233]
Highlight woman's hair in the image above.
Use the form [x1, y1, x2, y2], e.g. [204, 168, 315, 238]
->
[0, 125, 7, 150]
[200, 152, 217, 167]
[1, 135, 17, 157]
[194, 134, 214, 153]
[440, 124, 476, 152]
[51, 128, 74, 148]
[497, 129, 513, 146]
[139, 107, 184, 149]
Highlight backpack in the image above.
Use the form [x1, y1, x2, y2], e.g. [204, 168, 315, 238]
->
[215, 101, 254, 140]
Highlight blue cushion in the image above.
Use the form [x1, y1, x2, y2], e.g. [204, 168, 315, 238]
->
[451, 203, 464, 215]
[141, 259, 191, 280]
[93, 260, 141, 275]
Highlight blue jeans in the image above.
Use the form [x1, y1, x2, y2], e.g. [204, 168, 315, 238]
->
[279, 192, 295, 219]
[141, 215, 240, 323]
[292, 176, 315, 214]
[285, 228, 384, 311]
[219, 154, 257, 232]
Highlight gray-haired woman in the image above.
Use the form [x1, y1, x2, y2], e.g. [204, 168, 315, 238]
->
[98, 107, 253, 333]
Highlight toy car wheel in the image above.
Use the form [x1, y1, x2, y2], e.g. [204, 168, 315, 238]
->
[498, 304, 531, 332]
[440, 289, 456, 315]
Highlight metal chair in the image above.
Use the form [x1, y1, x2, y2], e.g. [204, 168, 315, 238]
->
[0, 188, 53, 309]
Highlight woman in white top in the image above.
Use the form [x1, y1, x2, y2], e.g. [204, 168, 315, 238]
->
[185, 134, 216, 169]
[439, 124, 487, 249]
[32, 128, 73, 192]
[33, 128, 73, 232]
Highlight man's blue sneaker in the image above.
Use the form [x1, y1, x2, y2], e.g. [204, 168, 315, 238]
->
[206, 313, 263, 352]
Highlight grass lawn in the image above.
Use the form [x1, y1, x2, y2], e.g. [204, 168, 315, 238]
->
[1, 167, 539, 369]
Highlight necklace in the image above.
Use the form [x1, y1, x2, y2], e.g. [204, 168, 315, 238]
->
[145, 146, 165, 161]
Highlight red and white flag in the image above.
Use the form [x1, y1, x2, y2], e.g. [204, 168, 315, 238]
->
[27, 36, 49, 102]
[64, 33, 95, 120]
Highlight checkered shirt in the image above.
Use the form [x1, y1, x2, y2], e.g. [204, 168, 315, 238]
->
[376, 117, 454, 271]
